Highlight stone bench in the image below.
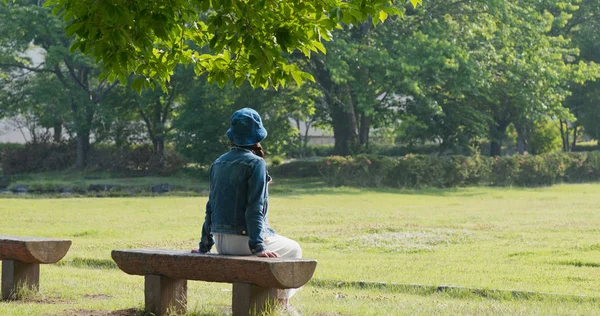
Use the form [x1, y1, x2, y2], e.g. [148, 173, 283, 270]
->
[0, 236, 72, 300]
[112, 248, 317, 316]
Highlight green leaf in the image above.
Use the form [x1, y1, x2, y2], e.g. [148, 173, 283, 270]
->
[379, 11, 388, 23]
[200, 0, 210, 11]
[235, 76, 245, 87]
[409, 0, 422, 8]
[159, 81, 169, 93]
[65, 22, 83, 37]
[301, 72, 315, 83]
[69, 41, 81, 54]
[380, 6, 400, 16]
[291, 70, 303, 86]
[118, 74, 128, 85]
[312, 41, 326, 54]
[131, 77, 146, 94]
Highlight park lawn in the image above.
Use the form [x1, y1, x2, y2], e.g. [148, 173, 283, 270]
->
[0, 182, 600, 315]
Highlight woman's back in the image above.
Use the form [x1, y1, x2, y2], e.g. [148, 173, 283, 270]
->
[208, 147, 268, 236]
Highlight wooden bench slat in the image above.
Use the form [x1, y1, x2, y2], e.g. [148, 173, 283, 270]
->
[111, 249, 317, 289]
[0, 236, 72, 264]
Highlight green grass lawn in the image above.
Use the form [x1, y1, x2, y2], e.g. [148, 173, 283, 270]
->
[1, 182, 600, 315]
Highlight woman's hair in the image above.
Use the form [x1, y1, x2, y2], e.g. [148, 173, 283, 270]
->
[232, 142, 265, 158]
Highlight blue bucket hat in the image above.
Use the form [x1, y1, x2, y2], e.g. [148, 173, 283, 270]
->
[226, 108, 268, 146]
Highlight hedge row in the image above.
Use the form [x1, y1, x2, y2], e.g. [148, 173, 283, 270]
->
[573, 143, 600, 152]
[0, 143, 186, 175]
[272, 152, 600, 188]
[287, 143, 441, 158]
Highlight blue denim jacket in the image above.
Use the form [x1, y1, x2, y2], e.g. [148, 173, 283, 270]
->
[199, 147, 275, 254]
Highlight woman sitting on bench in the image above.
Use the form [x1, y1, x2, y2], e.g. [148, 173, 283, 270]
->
[193, 107, 302, 308]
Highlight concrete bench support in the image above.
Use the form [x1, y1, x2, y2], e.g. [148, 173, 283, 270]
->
[232, 283, 277, 316]
[1, 260, 40, 300]
[145, 275, 187, 316]
[112, 249, 317, 316]
[0, 236, 71, 300]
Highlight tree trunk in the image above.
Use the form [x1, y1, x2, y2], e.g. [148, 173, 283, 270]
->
[310, 58, 359, 156]
[75, 131, 90, 169]
[489, 121, 509, 157]
[53, 122, 62, 143]
[571, 125, 578, 151]
[331, 85, 359, 156]
[331, 109, 359, 156]
[294, 119, 302, 157]
[559, 120, 567, 152]
[71, 99, 94, 169]
[571, 125, 579, 151]
[358, 113, 371, 148]
[303, 121, 311, 157]
[490, 141, 502, 157]
[155, 138, 165, 160]
[516, 124, 526, 155]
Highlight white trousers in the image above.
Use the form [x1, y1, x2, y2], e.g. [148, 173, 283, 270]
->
[214, 233, 302, 299]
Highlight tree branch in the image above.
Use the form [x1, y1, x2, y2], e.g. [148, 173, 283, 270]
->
[0, 62, 55, 74]
[95, 81, 119, 103]
[136, 100, 156, 142]
[63, 59, 90, 92]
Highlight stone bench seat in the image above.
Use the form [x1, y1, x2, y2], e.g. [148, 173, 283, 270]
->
[0, 236, 71, 300]
[112, 248, 317, 316]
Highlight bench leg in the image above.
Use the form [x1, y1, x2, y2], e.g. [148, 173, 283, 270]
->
[144, 275, 187, 316]
[232, 283, 278, 316]
[1, 260, 40, 300]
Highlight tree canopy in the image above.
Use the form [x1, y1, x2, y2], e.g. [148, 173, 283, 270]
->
[41, 0, 420, 91]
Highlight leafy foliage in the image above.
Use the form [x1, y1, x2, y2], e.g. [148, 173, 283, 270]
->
[384, 0, 599, 156]
[172, 80, 298, 164]
[0, 1, 133, 167]
[45, 0, 420, 91]
[526, 118, 563, 155]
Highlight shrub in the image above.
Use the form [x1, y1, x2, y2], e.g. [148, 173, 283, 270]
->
[514, 153, 572, 186]
[2, 143, 186, 176]
[489, 155, 522, 186]
[289, 143, 444, 158]
[0, 142, 24, 156]
[312, 145, 336, 157]
[2, 142, 76, 175]
[277, 151, 600, 189]
[384, 154, 489, 188]
[565, 152, 600, 183]
[386, 155, 441, 188]
[366, 143, 440, 157]
[0, 176, 10, 188]
[270, 159, 321, 178]
[355, 155, 396, 187]
[270, 156, 284, 166]
[316, 156, 352, 187]
[316, 155, 395, 187]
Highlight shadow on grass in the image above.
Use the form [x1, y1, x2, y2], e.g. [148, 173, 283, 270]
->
[60, 307, 231, 316]
[57, 257, 117, 270]
[556, 260, 600, 268]
[60, 308, 140, 316]
[308, 278, 600, 303]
